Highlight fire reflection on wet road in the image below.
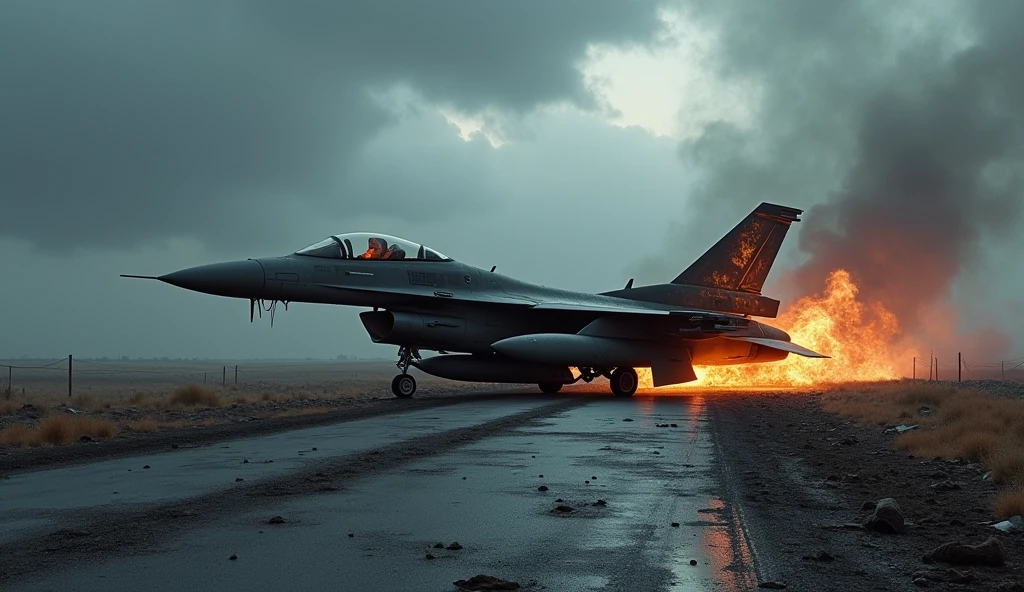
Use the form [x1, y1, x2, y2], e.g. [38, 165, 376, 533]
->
[5, 394, 759, 592]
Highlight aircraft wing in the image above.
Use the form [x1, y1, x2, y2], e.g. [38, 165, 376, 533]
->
[529, 302, 746, 324]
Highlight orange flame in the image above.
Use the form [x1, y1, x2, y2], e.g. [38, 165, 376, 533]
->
[641, 269, 909, 389]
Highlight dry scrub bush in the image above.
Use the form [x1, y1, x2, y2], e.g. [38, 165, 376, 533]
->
[38, 415, 117, 445]
[989, 447, 1024, 487]
[169, 385, 221, 408]
[0, 423, 34, 447]
[0, 415, 117, 447]
[995, 489, 1024, 519]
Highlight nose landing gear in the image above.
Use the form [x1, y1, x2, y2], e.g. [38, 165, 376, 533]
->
[392, 346, 420, 398]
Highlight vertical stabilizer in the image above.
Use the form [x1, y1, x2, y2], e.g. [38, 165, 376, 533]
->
[672, 202, 802, 295]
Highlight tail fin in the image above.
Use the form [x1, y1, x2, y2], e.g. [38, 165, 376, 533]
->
[672, 202, 802, 295]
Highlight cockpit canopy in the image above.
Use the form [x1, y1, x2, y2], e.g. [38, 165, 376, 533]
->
[296, 233, 452, 262]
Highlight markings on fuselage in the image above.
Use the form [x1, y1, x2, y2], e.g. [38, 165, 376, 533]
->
[408, 271, 438, 286]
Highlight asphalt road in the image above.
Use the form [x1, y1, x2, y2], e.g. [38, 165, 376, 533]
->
[2, 393, 759, 592]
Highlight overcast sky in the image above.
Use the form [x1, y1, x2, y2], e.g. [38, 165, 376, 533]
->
[2, 1, 1022, 365]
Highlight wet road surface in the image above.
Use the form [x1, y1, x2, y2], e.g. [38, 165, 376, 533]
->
[1, 398, 553, 545]
[2, 393, 758, 591]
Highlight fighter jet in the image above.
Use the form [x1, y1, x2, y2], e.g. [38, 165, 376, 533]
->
[123, 202, 826, 398]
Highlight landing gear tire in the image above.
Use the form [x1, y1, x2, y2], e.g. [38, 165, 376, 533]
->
[391, 374, 416, 398]
[610, 367, 638, 397]
[538, 382, 563, 394]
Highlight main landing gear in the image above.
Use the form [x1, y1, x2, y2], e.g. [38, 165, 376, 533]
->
[564, 366, 639, 397]
[609, 367, 639, 397]
[392, 346, 420, 398]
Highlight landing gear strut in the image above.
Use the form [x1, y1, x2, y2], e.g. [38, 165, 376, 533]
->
[391, 346, 420, 398]
[610, 367, 638, 397]
[538, 382, 562, 394]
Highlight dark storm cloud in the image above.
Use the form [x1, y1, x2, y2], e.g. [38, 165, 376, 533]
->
[639, 0, 1024, 350]
[0, 0, 661, 252]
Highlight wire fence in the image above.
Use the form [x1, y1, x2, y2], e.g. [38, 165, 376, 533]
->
[1, 356, 387, 399]
[3, 350, 1022, 399]
[910, 352, 1024, 382]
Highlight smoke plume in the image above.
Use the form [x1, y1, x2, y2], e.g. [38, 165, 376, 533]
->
[654, 1, 1024, 361]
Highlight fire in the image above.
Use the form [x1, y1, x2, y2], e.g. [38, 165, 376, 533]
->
[642, 269, 906, 389]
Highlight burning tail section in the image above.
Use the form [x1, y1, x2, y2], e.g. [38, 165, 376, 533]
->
[600, 202, 802, 317]
[673, 202, 802, 295]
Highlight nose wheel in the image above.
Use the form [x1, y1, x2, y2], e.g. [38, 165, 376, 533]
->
[610, 367, 638, 397]
[391, 374, 416, 398]
[392, 346, 420, 398]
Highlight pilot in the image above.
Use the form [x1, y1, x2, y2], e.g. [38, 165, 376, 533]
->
[359, 237, 387, 259]
[382, 244, 406, 260]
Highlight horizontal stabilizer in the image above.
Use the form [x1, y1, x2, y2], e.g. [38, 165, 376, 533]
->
[725, 336, 829, 358]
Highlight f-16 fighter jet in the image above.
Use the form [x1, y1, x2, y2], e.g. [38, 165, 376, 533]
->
[123, 203, 826, 398]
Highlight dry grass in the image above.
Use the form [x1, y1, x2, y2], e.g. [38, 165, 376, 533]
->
[0, 423, 34, 447]
[0, 400, 17, 415]
[126, 419, 159, 432]
[168, 385, 222, 408]
[0, 415, 118, 447]
[995, 490, 1024, 519]
[825, 381, 1024, 516]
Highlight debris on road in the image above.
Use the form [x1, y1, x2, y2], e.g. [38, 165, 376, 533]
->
[924, 536, 1007, 566]
[911, 568, 975, 584]
[537, 486, 548, 492]
[453, 574, 520, 591]
[434, 542, 445, 549]
[884, 424, 918, 434]
[593, 499, 607, 507]
[802, 550, 835, 562]
[929, 480, 961, 491]
[758, 581, 787, 589]
[864, 498, 906, 533]
[671, 522, 680, 527]
[447, 542, 463, 550]
[228, 554, 237, 561]
[267, 516, 286, 524]
[689, 559, 697, 566]
[425, 553, 435, 560]
[553, 505, 574, 513]
[993, 516, 1024, 532]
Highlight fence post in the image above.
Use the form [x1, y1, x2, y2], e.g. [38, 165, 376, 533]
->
[935, 358, 939, 382]
[68, 354, 73, 398]
[913, 356, 916, 380]
[958, 352, 961, 382]
[222, 366, 226, 387]
[204, 372, 207, 385]
[234, 365, 238, 386]
[7, 365, 11, 391]
[1003, 361, 1006, 381]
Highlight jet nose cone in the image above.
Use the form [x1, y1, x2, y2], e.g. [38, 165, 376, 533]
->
[159, 260, 265, 299]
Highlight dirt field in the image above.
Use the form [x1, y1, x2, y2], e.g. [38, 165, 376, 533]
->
[0, 359, 512, 460]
